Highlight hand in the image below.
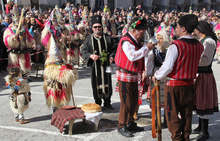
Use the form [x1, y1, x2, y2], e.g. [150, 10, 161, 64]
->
[109, 57, 114, 64]
[142, 71, 146, 82]
[90, 54, 99, 61]
[147, 42, 154, 50]
[152, 76, 157, 84]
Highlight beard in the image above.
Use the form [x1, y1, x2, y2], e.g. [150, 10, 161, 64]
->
[94, 30, 103, 36]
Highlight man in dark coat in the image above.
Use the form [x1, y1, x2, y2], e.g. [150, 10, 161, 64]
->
[0, 19, 9, 72]
[81, 15, 115, 109]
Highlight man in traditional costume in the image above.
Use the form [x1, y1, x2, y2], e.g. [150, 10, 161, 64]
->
[81, 15, 115, 109]
[153, 14, 204, 141]
[41, 9, 78, 113]
[115, 17, 154, 137]
[5, 68, 31, 124]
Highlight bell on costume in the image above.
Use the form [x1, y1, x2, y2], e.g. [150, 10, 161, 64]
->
[106, 65, 113, 73]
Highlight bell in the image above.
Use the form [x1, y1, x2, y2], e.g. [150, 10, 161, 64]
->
[106, 66, 113, 73]
[148, 36, 158, 45]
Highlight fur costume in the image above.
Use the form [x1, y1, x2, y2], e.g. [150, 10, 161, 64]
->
[4, 69, 31, 123]
[3, 18, 35, 74]
[64, 24, 81, 65]
[41, 18, 78, 108]
[62, 10, 83, 66]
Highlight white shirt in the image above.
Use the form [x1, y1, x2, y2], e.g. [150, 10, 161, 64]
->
[154, 35, 194, 80]
[199, 37, 216, 66]
[122, 32, 150, 62]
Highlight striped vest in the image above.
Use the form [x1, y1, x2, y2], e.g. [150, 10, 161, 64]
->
[168, 38, 204, 80]
[115, 33, 144, 73]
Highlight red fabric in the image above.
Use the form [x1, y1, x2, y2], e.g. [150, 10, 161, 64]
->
[46, 89, 65, 100]
[116, 70, 139, 82]
[35, 19, 45, 29]
[51, 108, 85, 133]
[167, 79, 194, 86]
[59, 64, 73, 78]
[115, 35, 144, 73]
[168, 39, 203, 80]
[195, 73, 219, 113]
[24, 53, 31, 69]
[5, 4, 11, 15]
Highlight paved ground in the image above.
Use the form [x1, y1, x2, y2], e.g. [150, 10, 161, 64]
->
[0, 61, 220, 141]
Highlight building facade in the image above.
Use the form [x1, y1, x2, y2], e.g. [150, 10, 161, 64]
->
[15, 0, 220, 11]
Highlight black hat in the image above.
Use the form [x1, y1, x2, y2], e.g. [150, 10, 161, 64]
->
[91, 15, 102, 26]
[130, 17, 147, 30]
[178, 14, 198, 33]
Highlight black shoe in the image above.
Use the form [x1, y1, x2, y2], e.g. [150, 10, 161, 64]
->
[104, 104, 114, 110]
[196, 132, 209, 141]
[118, 127, 134, 137]
[127, 122, 144, 132]
[192, 118, 201, 134]
[192, 126, 201, 134]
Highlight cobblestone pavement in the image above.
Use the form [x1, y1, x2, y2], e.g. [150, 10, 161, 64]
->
[0, 61, 220, 141]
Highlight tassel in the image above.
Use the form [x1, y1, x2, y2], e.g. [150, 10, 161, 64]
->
[138, 97, 142, 105]
[60, 89, 66, 100]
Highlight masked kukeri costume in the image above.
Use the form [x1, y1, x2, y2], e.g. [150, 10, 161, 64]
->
[3, 9, 36, 75]
[41, 10, 78, 111]
[5, 68, 31, 124]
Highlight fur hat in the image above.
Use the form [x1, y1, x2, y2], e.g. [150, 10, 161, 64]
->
[91, 15, 102, 25]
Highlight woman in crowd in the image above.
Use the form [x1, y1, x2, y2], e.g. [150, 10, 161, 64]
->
[193, 21, 219, 141]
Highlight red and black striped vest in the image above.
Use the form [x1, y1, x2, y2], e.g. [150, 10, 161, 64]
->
[168, 39, 203, 80]
[115, 33, 144, 73]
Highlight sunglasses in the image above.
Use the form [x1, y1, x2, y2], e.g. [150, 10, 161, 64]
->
[93, 26, 102, 29]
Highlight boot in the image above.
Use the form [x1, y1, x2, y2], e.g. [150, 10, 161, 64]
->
[196, 119, 209, 141]
[127, 121, 144, 132]
[192, 117, 201, 134]
[118, 126, 134, 137]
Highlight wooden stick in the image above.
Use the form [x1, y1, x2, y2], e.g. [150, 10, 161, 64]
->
[155, 80, 162, 141]
[16, 8, 25, 35]
[151, 86, 157, 138]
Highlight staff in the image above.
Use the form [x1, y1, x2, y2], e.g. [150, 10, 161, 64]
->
[16, 8, 25, 35]
[152, 80, 162, 141]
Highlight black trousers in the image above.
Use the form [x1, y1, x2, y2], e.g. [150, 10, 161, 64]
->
[91, 66, 112, 106]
